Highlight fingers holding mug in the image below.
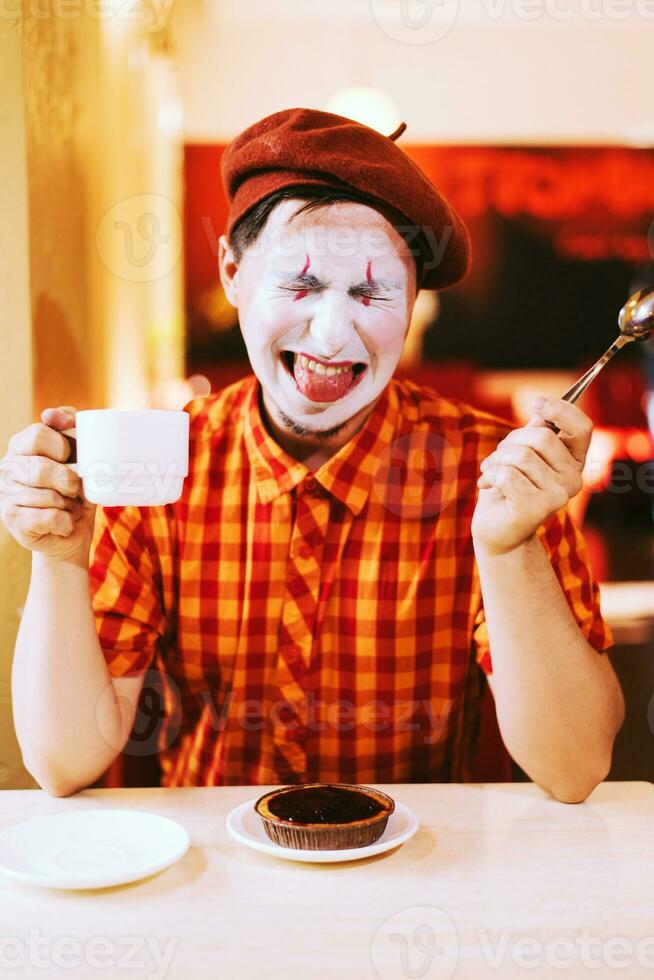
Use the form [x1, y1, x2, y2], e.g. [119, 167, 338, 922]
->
[40, 406, 78, 466]
[4, 455, 81, 500]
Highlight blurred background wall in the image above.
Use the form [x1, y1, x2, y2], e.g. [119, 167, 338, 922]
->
[170, 0, 654, 144]
[0, 2, 184, 788]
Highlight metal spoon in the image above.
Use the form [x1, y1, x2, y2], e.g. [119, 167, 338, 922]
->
[546, 285, 654, 434]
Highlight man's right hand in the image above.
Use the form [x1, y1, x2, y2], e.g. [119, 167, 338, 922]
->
[0, 406, 96, 568]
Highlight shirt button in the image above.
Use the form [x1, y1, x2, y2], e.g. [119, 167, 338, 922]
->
[296, 544, 312, 560]
[304, 476, 318, 492]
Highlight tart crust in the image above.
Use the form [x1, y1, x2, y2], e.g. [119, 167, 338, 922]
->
[254, 782, 395, 850]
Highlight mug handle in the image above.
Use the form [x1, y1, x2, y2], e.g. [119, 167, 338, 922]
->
[61, 426, 78, 476]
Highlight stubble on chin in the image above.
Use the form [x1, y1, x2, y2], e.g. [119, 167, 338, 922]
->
[259, 383, 352, 442]
[277, 409, 350, 442]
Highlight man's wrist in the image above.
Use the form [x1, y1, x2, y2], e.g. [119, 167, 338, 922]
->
[472, 532, 540, 563]
[31, 551, 90, 578]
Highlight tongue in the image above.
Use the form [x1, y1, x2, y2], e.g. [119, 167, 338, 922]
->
[293, 356, 354, 403]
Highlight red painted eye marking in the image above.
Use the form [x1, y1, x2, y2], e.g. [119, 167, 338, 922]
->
[293, 254, 311, 301]
[362, 260, 373, 306]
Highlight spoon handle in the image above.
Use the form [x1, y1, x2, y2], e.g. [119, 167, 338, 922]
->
[546, 334, 630, 434]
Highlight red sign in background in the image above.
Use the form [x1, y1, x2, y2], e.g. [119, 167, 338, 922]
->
[184, 144, 654, 313]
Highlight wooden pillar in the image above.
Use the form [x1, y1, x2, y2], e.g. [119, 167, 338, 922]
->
[0, 3, 184, 788]
[0, 17, 38, 788]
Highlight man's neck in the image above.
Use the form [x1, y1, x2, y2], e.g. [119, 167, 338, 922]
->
[259, 387, 380, 472]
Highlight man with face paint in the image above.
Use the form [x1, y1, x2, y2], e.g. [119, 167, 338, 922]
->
[9, 109, 623, 802]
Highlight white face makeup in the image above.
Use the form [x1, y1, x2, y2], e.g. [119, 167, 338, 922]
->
[219, 199, 417, 442]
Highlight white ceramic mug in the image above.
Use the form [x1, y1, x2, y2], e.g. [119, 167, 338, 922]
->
[62, 409, 189, 506]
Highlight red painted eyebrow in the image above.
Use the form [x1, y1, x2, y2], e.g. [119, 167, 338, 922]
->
[362, 261, 373, 305]
[292, 254, 312, 300]
[278, 258, 401, 295]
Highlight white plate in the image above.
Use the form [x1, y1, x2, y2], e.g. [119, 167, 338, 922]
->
[0, 809, 190, 890]
[226, 796, 418, 863]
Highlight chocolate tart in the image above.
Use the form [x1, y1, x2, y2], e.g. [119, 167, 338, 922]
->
[254, 782, 395, 850]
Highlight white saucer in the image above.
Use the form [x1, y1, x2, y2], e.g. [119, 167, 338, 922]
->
[226, 797, 418, 863]
[0, 809, 190, 889]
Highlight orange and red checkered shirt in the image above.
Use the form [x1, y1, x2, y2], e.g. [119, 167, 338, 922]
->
[88, 374, 613, 787]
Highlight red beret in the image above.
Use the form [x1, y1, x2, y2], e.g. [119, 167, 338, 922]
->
[220, 107, 470, 291]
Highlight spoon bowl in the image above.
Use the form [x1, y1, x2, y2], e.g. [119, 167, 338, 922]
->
[618, 285, 654, 340]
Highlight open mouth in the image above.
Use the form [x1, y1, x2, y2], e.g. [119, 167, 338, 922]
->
[279, 351, 368, 403]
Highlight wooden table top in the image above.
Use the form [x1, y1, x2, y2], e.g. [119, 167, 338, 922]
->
[0, 781, 652, 979]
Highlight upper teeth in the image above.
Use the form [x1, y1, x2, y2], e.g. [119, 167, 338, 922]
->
[296, 353, 351, 376]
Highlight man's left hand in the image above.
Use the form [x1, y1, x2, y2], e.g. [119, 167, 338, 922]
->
[471, 397, 592, 556]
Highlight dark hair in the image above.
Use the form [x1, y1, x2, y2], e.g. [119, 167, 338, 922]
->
[228, 185, 424, 288]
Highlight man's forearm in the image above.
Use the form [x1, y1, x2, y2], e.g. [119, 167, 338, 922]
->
[473, 533, 625, 803]
[12, 555, 127, 795]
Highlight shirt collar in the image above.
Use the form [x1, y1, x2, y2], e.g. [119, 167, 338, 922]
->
[243, 376, 401, 515]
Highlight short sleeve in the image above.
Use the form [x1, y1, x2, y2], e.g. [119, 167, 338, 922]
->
[88, 504, 168, 677]
[473, 507, 614, 676]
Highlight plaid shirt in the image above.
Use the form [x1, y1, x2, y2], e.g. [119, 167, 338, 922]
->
[89, 375, 613, 787]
